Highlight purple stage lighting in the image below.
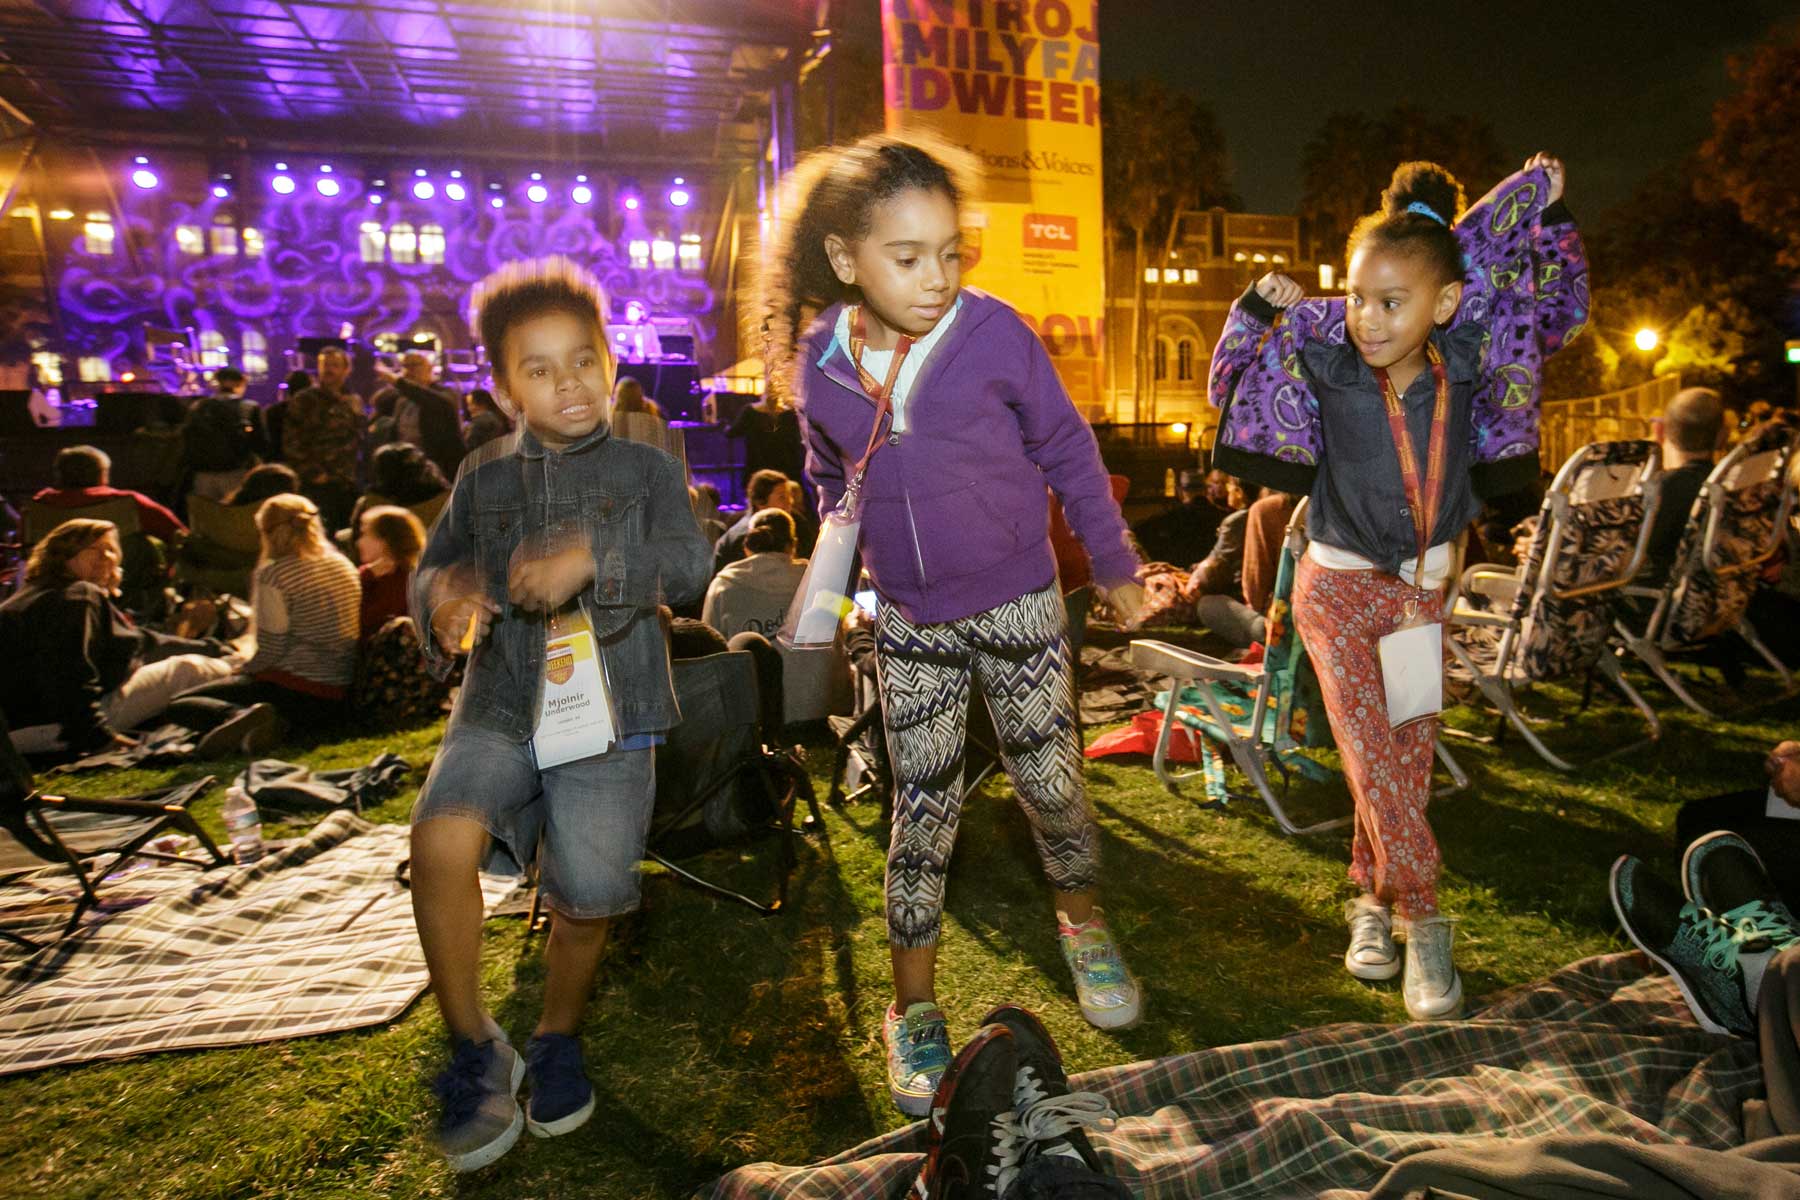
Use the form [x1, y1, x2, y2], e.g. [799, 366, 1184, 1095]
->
[413, 180, 436, 200]
[450, 170, 463, 179]
[489, 196, 504, 210]
[668, 188, 691, 208]
[445, 182, 467, 202]
[623, 194, 641, 212]
[316, 176, 341, 197]
[369, 194, 383, 205]
[527, 183, 548, 204]
[130, 157, 159, 190]
[414, 168, 427, 177]
[212, 185, 230, 199]
[571, 184, 593, 205]
[272, 174, 296, 195]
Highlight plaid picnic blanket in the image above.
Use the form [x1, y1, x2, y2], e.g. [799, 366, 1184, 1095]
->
[0, 811, 519, 1075]
[708, 953, 1765, 1200]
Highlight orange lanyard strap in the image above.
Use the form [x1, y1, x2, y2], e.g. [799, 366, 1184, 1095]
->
[844, 305, 916, 486]
[1372, 340, 1451, 588]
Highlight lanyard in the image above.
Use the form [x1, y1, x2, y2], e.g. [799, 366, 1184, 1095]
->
[1372, 340, 1451, 590]
[839, 305, 915, 512]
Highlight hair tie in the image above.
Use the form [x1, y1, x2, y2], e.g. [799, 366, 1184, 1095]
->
[1405, 201, 1447, 226]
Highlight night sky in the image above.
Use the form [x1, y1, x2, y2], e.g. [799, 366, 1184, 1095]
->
[1100, 0, 1800, 219]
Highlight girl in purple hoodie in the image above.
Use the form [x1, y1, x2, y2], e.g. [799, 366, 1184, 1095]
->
[754, 132, 1145, 1115]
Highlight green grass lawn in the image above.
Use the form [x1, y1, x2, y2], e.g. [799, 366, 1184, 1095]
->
[3, 666, 1794, 1200]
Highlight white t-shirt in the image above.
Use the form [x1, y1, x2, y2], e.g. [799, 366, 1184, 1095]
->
[1767, 786, 1800, 821]
[1306, 540, 1455, 592]
[833, 296, 962, 434]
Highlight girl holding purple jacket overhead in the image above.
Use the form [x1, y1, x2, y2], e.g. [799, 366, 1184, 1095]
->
[1209, 155, 1586, 1022]
[754, 132, 1145, 1116]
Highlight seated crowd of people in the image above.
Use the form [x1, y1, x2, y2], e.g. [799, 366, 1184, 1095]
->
[0, 353, 855, 761]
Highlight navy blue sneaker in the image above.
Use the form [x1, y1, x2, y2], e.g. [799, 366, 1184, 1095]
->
[431, 1037, 525, 1172]
[525, 1033, 595, 1138]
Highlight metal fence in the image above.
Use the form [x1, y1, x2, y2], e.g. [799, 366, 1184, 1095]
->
[1539, 375, 1680, 473]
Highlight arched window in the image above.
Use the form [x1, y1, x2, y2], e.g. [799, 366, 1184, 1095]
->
[241, 329, 269, 378]
[82, 215, 115, 256]
[419, 223, 446, 265]
[199, 330, 228, 368]
[1153, 337, 1171, 382]
[359, 221, 385, 263]
[175, 225, 204, 256]
[241, 226, 265, 258]
[1177, 338, 1196, 382]
[388, 222, 417, 264]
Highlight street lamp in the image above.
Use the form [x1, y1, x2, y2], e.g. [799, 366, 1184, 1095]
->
[1634, 328, 1659, 353]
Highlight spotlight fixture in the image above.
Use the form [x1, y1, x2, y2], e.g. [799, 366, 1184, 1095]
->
[668, 187, 691, 208]
[449, 169, 463, 179]
[413, 179, 436, 200]
[212, 184, 230, 200]
[445, 182, 467, 202]
[369, 194, 383, 205]
[673, 176, 685, 185]
[316, 176, 341, 197]
[414, 168, 428, 177]
[272, 173, 296, 195]
[527, 183, 548, 204]
[489, 196, 505, 210]
[624, 195, 641, 211]
[530, 171, 543, 180]
[319, 163, 334, 174]
[129, 156, 158, 190]
[571, 184, 593, 205]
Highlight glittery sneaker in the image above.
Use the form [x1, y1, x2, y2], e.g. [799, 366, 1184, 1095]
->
[885, 1000, 954, 1116]
[1059, 912, 1142, 1030]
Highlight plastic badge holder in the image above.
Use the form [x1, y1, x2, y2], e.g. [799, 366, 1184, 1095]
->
[778, 509, 860, 648]
[531, 609, 618, 768]
[1378, 619, 1443, 730]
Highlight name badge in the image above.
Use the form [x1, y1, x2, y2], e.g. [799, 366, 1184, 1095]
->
[531, 610, 616, 769]
[1378, 620, 1443, 731]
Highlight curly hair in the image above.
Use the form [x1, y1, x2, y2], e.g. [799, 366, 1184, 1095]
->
[25, 518, 115, 586]
[466, 255, 610, 403]
[1346, 161, 1468, 285]
[747, 131, 981, 403]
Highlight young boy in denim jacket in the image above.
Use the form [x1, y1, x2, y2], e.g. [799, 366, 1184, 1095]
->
[408, 257, 709, 1171]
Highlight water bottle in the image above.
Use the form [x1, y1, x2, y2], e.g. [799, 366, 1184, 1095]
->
[221, 786, 264, 865]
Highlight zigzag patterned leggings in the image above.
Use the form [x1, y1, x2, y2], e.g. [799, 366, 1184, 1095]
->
[875, 584, 1100, 949]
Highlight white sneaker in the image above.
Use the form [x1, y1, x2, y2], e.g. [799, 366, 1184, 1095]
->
[1343, 896, 1400, 981]
[1403, 916, 1463, 1021]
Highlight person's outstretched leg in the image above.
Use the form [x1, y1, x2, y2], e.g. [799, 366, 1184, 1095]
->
[969, 585, 1137, 1029]
[875, 598, 974, 1114]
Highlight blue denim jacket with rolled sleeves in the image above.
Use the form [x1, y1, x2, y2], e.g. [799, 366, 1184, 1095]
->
[410, 421, 711, 742]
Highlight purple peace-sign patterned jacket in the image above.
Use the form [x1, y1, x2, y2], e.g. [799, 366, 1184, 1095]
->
[1208, 165, 1588, 500]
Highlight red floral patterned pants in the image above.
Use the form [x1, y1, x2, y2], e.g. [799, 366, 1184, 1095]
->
[1292, 555, 1444, 917]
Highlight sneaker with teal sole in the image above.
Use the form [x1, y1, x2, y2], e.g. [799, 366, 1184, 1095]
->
[885, 1001, 953, 1117]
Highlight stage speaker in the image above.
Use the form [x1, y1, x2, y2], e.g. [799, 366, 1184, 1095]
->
[710, 391, 759, 427]
[94, 391, 186, 433]
[658, 334, 696, 360]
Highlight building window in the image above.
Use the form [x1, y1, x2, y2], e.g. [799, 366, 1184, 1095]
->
[1142, 267, 1157, 283]
[242, 226, 265, 258]
[678, 232, 702, 271]
[1153, 337, 1170, 382]
[419, 223, 446, 265]
[242, 329, 269, 379]
[628, 239, 650, 269]
[175, 225, 205, 256]
[388, 222, 417, 264]
[1177, 338, 1196, 382]
[1160, 268, 1180, 284]
[198, 330, 229, 368]
[1182, 268, 1200, 284]
[82, 215, 115, 256]
[211, 221, 239, 255]
[77, 356, 113, 382]
[651, 237, 676, 269]
[359, 221, 385, 263]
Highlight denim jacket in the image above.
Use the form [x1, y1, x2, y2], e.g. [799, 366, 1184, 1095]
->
[411, 421, 711, 743]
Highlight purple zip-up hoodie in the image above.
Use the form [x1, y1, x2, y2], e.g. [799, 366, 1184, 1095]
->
[796, 288, 1139, 626]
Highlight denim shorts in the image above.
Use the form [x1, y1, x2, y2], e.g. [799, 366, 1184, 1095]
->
[412, 722, 656, 919]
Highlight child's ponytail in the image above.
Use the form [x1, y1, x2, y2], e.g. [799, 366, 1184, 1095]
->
[1346, 161, 1468, 284]
[748, 132, 980, 404]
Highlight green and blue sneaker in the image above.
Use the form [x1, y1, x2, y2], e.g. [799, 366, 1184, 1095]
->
[1611, 854, 1773, 1038]
[885, 1000, 953, 1117]
[1058, 911, 1142, 1030]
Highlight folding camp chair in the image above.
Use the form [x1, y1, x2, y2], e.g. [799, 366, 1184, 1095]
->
[0, 706, 225, 949]
[1130, 499, 1470, 837]
[1615, 421, 1800, 718]
[1445, 439, 1664, 771]
[522, 650, 817, 929]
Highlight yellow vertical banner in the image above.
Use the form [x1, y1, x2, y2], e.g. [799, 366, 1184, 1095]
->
[880, 0, 1106, 418]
